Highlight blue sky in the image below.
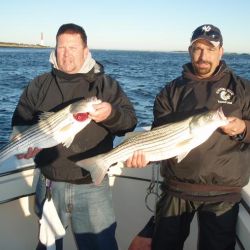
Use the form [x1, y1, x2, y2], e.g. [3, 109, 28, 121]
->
[1, 0, 250, 53]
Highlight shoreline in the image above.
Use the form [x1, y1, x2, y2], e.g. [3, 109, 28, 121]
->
[0, 42, 51, 49]
[0, 43, 249, 55]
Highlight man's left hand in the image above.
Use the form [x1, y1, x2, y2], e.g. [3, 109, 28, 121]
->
[220, 116, 246, 137]
[89, 102, 112, 123]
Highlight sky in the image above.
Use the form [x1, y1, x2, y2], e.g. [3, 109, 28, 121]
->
[1, 0, 250, 53]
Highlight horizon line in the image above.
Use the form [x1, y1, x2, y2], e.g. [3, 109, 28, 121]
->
[0, 42, 249, 55]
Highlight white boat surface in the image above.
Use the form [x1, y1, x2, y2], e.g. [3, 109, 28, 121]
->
[0, 127, 249, 250]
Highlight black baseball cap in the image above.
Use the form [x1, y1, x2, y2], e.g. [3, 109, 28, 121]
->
[190, 24, 223, 47]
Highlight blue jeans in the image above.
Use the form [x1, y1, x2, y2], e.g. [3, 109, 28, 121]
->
[35, 174, 118, 250]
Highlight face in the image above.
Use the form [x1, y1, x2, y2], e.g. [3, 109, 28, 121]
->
[56, 33, 88, 74]
[189, 40, 224, 78]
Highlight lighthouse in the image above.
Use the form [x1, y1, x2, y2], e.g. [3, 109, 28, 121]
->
[40, 32, 44, 46]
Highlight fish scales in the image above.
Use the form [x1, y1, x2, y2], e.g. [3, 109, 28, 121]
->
[76, 108, 229, 185]
[1, 108, 71, 155]
[0, 97, 101, 164]
[111, 119, 190, 153]
[103, 121, 191, 161]
[103, 127, 190, 163]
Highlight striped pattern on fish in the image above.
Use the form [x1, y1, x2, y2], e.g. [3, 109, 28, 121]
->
[76, 108, 229, 185]
[0, 97, 101, 164]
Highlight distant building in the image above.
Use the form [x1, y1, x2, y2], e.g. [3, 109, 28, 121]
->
[40, 32, 44, 46]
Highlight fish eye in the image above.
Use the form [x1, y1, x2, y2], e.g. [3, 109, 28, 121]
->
[206, 114, 214, 122]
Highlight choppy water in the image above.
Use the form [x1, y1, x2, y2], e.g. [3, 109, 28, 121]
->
[0, 48, 249, 147]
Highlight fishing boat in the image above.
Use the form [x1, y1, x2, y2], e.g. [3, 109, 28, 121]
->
[0, 128, 249, 250]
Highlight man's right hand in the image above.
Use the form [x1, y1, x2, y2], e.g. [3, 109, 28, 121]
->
[16, 147, 42, 159]
[125, 150, 149, 168]
[128, 236, 152, 250]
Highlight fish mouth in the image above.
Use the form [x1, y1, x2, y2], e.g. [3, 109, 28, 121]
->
[73, 112, 89, 121]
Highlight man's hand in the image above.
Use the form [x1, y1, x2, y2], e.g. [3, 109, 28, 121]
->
[220, 117, 246, 137]
[16, 147, 42, 160]
[89, 102, 112, 123]
[128, 236, 152, 250]
[125, 150, 149, 168]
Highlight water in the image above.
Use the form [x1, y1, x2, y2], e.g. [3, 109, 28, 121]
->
[0, 48, 250, 147]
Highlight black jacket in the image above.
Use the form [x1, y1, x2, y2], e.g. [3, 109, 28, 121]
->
[154, 61, 250, 187]
[12, 63, 137, 183]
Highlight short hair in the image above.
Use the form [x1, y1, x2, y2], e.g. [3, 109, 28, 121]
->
[56, 23, 87, 45]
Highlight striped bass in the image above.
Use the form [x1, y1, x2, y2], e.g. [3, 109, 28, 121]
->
[76, 108, 229, 185]
[0, 97, 101, 164]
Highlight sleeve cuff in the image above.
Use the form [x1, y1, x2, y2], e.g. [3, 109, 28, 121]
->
[236, 120, 250, 143]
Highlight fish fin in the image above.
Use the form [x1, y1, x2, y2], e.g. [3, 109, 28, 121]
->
[123, 131, 144, 141]
[76, 154, 110, 185]
[60, 124, 77, 147]
[62, 135, 75, 148]
[107, 162, 124, 176]
[176, 151, 190, 163]
[175, 138, 194, 162]
[39, 112, 55, 121]
[60, 124, 73, 133]
[176, 138, 193, 146]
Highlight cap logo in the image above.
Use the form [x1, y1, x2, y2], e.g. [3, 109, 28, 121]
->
[202, 25, 211, 32]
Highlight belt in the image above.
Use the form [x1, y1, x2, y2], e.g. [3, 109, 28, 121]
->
[165, 179, 242, 202]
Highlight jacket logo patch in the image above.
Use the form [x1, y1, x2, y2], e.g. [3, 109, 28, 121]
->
[216, 88, 234, 104]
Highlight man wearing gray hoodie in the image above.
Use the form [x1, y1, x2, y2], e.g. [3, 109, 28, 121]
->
[12, 23, 137, 250]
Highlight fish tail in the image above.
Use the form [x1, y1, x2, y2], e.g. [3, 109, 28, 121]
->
[76, 154, 109, 185]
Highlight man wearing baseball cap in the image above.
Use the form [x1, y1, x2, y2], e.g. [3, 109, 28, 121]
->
[128, 24, 250, 250]
[188, 24, 224, 79]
